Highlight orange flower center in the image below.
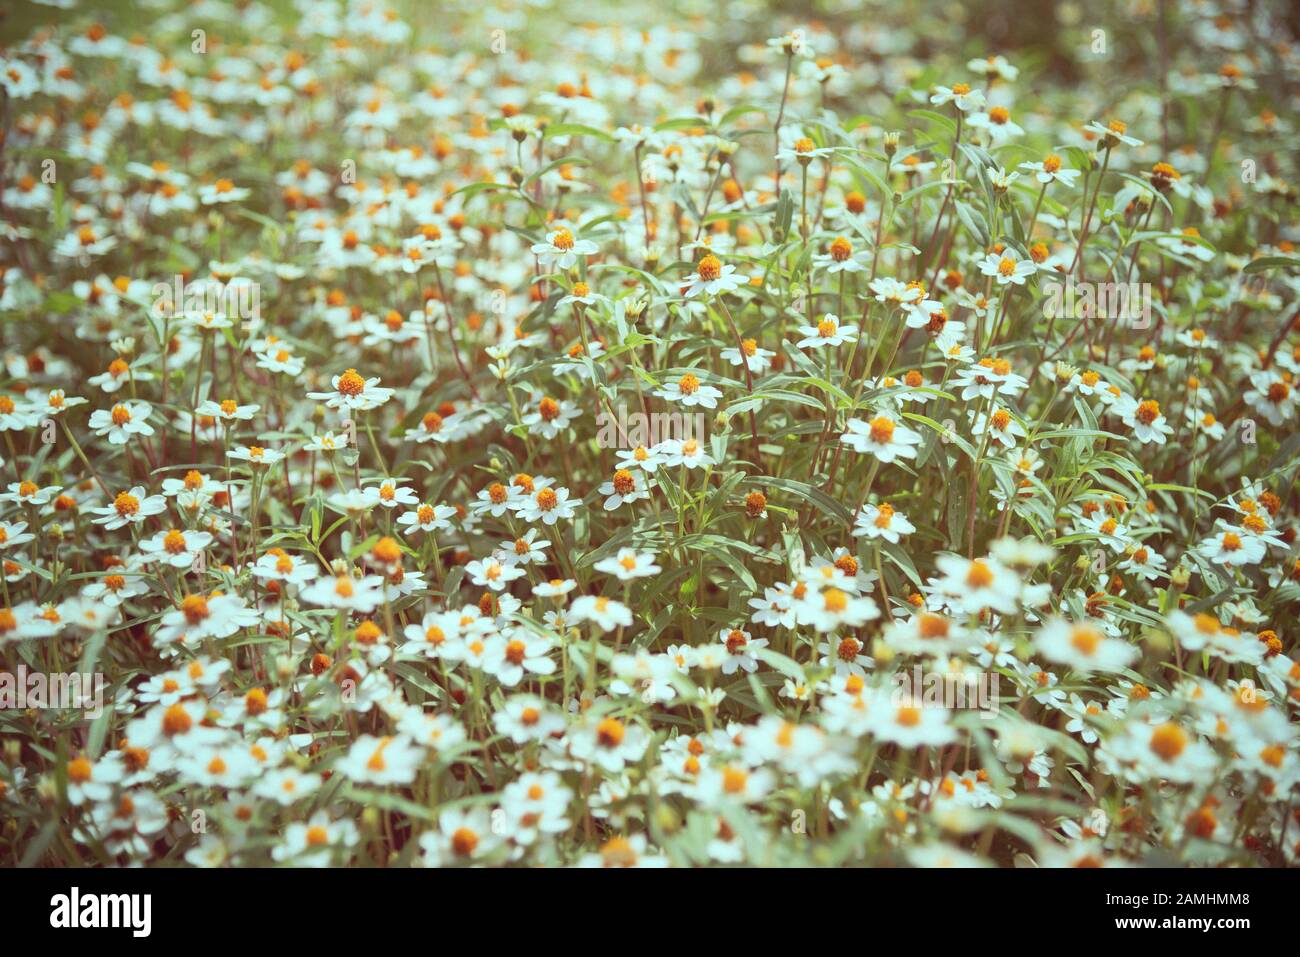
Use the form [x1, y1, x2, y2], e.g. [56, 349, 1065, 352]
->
[336, 368, 365, 396]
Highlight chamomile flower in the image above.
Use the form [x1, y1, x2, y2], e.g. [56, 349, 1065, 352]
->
[530, 226, 598, 269]
[138, 528, 213, 569]
[334, 734, 422, 786]
[570, 595, 633, 632]
[930, 82, 986, 113]
[198, 178, 251, 204]
[655, 371, 723, 408]
[720, 339, 776, 374]
[397, 502, 457, 535]
[681, 254, 751, 298]
[594, 548, 662, 581]
[465, 556, 526, 592]
[1034, 618, 1138, 674]
[840, 415, 922, 463]
[1019, 154, 1080, 187]
[978, 250, 1037, 286]
[853, 502, 916, 542]
[88, 400, 154, 445]
[516, 484, 577, 525]
[522, 395, 580, 437]
[307, 368, 394, 412]
[90, 488, 167, 530]
[797, 313, 858, 349]
[482, 631, 556, 686]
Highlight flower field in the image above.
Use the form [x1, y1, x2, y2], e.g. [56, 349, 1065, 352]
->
[1, 0, 1299, 868]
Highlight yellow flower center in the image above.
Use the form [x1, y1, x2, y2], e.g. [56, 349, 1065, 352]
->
[596, 717, 626, 747]
[697, 254, 722, 281]
[1149, 723, 1187, 761]
[1070, 626, 1102, 656]
[966, 560, 994, 589]
[823, 588, 848, 614]
[336, 368, 366, 396]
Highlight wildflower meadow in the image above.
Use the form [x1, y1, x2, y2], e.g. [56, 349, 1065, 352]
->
[1, 0, 1299, 872]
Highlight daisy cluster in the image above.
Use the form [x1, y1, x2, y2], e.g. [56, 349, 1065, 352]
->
[1, 0, 1299, 868]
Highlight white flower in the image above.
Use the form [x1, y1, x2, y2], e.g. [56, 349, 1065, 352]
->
[717, 627, 768, 674]
[930, 83, 986, 112]
[867, 696, 958, 747]
[482, 632, 556, 686]
[654, 371, 722, 408]
[967, 107, 1024, 142]
[530, 226, 598, 269]
[570, 595, 633, 632]
[199, 179, 251, 204]
[1115, 397, 1175, 445]
[90, 488, 167, 530]
[853, 502, 916, 542]
[195, 398, 259, 422]
[494, 695, 566, 744]
[465, 556, 526, 592]
[138, 528, 213, 569]
[594, 548, 661, 580]
[931, 554, 1021, 616]
[568, 715, 649, 773]
[250, 550, 319, 585]
[516, 485, 577, 525]
[1083, 119, 1144, 148]
[1196, 522, 1267, 567]
[797, 313, 858, 348]
[272, 812, 360, 866]
[398, 502, 456, 535]
[299, 574, 387, 612]
[1034, 618, 1138, 674]
[228, 444, 285, 466]
[840, 415, 922, 463]
[89, 400, 154, 445]
[1020, 154, 1080, 187]
[798, 586, 880, 634]
[681, 254, 751, 298]
[363, 479, 419, 509]
[521, 395, 580, 438]
[978, 251, 1037, 286]
[334, 734, 422, 786]
[306, 368, 394, 412]
[654, 436, 715, 469]
[720, 340, 775, 373]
